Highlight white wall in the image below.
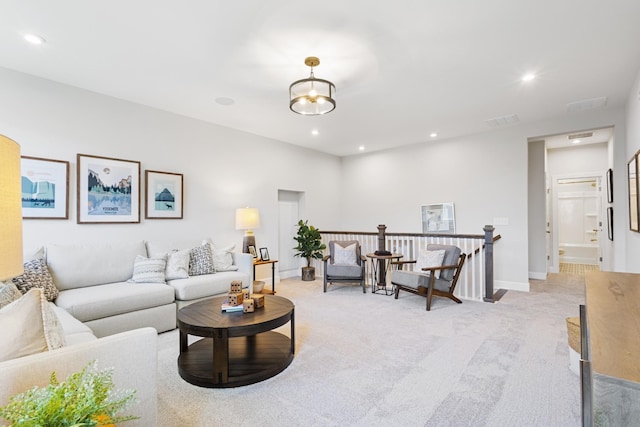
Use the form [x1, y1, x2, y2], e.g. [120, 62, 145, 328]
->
[0, 67, 343, 273]
[626, 67, 640, 272]
[547, 143, 608, 175]
[341, 108, 628, 290]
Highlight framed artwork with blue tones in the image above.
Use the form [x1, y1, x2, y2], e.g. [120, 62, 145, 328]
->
[21, 156, 69, 219]
[77, 153, 140, 224]
[145, 170, 183, 219]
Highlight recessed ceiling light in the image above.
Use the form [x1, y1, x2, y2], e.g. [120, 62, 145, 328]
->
[311, 129, 319, 136]
[24, 33, 46, 45]
[572, 139, 581, 144]
[430, 132, 438, 138]
[522, 73, 536, 82]
[214, 97, 235, 106]
[358, 146, 365, 151]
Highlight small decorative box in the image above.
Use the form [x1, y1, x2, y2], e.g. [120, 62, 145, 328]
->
[252, 294, 265, 309]
[243, 298, 255, 313]
[227, 292, 244, 306]
[230, 280, 243, 293]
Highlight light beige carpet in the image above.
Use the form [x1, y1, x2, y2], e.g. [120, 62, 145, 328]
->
[156, 275, 583, 426]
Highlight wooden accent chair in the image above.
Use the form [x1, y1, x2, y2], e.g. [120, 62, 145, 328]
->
[391, 244, 465, 310]
[322, 240, 366, 293]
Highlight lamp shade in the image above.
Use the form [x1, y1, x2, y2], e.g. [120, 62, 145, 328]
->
[235, 207, 260, 231]
[0, 134, 23, 281]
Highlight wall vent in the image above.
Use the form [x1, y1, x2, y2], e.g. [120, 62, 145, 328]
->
[568, 132, 593, 140]
[566, 96, 608, 113]
[485, 114, 520, 127]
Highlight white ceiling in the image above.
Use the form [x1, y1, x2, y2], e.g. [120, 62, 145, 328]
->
[1, 1, 639, 157]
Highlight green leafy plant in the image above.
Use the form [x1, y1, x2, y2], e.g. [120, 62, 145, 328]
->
[0, 360, 138, 427]
[293, 219, 326, 267]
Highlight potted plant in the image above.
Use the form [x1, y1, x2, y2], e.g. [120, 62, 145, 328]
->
[0, 361, 137, 426]
[293, 219, 326, 281]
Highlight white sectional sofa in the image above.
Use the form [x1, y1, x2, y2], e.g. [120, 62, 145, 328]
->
[45, 239, 252, 337]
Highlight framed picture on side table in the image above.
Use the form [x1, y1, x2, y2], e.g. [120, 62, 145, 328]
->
[259, 247, 270, 261]
[77, 153, 140, 224]
[20, 156, 70, 219]
[248, 245, 258, 259]
[145, 170, 183, 219]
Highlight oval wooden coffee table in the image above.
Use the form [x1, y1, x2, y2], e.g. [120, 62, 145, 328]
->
[177, 295, 295, 388]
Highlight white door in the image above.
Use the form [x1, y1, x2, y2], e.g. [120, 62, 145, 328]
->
[278, 191, 302, 279]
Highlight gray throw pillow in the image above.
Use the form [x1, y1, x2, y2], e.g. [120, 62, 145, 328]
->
[189, 243, 215, 276]
[12, 258, 60, 302]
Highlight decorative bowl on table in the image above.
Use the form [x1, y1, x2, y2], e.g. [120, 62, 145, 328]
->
[253, 281, 265, 293]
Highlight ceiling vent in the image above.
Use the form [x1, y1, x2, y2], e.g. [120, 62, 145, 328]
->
[566, 96, 608, 113]
[485, 114, 520, 127]
[568, 132, 593, 140]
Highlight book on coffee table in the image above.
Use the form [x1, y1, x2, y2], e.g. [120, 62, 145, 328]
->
[221, 299, 244, 312]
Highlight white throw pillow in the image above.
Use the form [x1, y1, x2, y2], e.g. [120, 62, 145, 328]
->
[0, 281, 23, 309]
[165, 249, 190, 280]
[0, 288, 65, 362]
[129, 255, 167, 283]
[334, 243, 358, 265]
[415, 249, 446, 278]
[210, 244, 238, 272]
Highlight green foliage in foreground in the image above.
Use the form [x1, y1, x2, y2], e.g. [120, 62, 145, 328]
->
[0, 360, 138, 426]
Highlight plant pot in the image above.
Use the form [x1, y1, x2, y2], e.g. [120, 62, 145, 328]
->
[301, 266, 315, 281]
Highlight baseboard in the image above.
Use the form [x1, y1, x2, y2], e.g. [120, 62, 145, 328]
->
[495, 280, 529, 292]
[529, 271, 547, 280]
[279, 270, 298, 280]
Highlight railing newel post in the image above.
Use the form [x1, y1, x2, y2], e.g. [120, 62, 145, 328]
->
[483, 225, 495, 303]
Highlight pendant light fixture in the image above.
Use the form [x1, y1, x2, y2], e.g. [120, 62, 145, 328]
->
[289, 57, 336, 115]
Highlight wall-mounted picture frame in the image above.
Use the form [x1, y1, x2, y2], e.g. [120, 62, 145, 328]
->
[421, 202, 456, 234]
[20, 156, 69, 219]
[628, 154, 639, 232]
[77, 153, 140, 224]
[606, 168, 613, 204]
[145, 170, 183, 219]
[248, 245, 258, 259]
[607, 206, 614, 241]
[259, 247, 270, 261]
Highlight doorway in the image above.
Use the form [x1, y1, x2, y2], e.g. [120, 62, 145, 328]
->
[278, 190, 304, 279]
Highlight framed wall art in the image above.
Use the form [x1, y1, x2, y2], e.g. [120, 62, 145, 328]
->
[421, 202, 456, 234]
[77, 154, 140, 224]
[606, 168, 613, 204]
[607, 206, 614, 241]
[20, 156, 69, 219]
[259, 247, 270, 261]
[145, 170, 183, 219]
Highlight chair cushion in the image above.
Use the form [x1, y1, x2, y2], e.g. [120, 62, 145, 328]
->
[391, 270, 452, 292]
[326, 263, 362, 278]
[329, 241, 361, 265]
[427, 244, 461, 281]
[415, 249, 446, 278]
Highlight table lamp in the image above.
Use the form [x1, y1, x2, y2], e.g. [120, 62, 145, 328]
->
[235, 207, 260, 253]
[0, 134, 24, 284]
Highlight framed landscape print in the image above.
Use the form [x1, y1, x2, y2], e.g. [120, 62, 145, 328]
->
[21, 156, 69, 219]
[629, 154, 639, 232]
[145, 170, 183, 219]
[421, 202, 456, 234]
[77, 154, 140, 224]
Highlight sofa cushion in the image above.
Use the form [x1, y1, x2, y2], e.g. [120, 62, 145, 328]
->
[12, 258, 59, 301]
[165, 249, 190, 280]
[0, 288, 65, 362]
[145, 239, 202, 258]
[51, 304, 97, 345]
[0, 281, 23, 308]
[55, 282, 175, 322]
[167, 271, 248, 301]
[129, 255, 167, 284]
[46, 241, 147, 290]
[189, 243, 214, 276]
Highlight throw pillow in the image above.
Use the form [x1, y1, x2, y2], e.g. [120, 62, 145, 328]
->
[0, 281, 23, 308]
[189, 243, 215, 276]
[334, 243, 358, 265]
[12, 257, 59, 302]
[0, 288, 65, 362]
[415, 249, 446, 278]
[165, 249, 190, 280]
[211, 244, 237, 272]
[129, 255, 167, 283]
